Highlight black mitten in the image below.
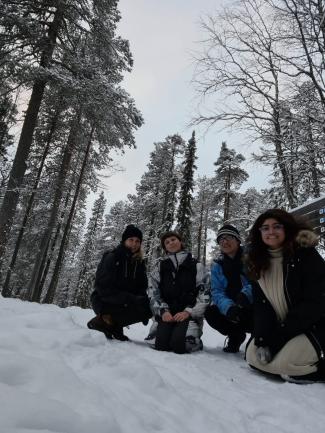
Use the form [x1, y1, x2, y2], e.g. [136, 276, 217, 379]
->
[236, 292, 250, 308]
[226, 306, 242, 324]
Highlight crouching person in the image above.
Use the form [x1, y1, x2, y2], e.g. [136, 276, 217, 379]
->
[149, 231, 210, 354]
[245, 209, 325, 384]
[205, 225, 253, 353]
[87, 224, 152, 341]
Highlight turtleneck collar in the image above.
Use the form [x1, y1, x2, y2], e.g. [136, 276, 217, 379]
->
[268, 247, 283, 258]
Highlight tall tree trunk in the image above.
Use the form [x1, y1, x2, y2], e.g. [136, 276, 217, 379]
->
[43, 125, 94, 304]
[37, 150, 82, 296]
[306, 115, 320, 197]
[197, 199, 204, 261]
[1, 105, 62, 297]
[160, 141, 177, 232]
[223, 169, 231, 222]
[0, 7, 64, 271]
[37, 181, 75, 297]
[145, 212, 157, 261]
[27, 112, 81, 302]
[202, 208, 209, 267]
[273, 112, 296, 208]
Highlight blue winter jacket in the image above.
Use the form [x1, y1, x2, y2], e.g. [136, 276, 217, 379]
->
[211, 257, 253, 316]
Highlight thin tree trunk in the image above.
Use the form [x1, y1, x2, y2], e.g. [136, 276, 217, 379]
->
[43, 125, 95, 304]
[197, 199, 204, 261]
[306, 115, 320, 197]
[202, 208, 208, 267]
[36, 150, 83, 296]
[160, 141, 177, 231]
[272, 75, 296, 207]
[0, 7, 64, 270]
[1, 105, 62, 297]
[223, 169, 231, 222]
[27, 112, 81, 302]
[37, 182, 75, 297]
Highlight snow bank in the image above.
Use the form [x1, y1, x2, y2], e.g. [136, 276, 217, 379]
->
[0, 296, 324, 433]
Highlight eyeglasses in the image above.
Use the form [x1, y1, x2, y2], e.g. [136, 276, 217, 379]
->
[259, 223, 284, 233]
[218, 234, 236, 243]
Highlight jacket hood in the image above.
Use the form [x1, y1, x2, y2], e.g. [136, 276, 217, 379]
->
[295, 229, 319, 248]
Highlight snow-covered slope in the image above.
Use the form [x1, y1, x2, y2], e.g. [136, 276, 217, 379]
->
[0, 296, 324, 433]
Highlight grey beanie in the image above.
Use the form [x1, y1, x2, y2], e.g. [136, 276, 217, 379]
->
[216, 225, 241, 243]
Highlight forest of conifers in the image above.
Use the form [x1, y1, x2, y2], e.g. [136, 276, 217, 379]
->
[0, 1, 324, 308]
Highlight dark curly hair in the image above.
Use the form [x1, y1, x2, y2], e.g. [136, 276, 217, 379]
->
[247, 208, 308, 278]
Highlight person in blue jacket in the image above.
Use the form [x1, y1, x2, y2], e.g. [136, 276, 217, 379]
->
[205, 225, 253, 353]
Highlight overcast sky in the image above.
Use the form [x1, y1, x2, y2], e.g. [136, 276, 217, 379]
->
[99, 0, 270, 209]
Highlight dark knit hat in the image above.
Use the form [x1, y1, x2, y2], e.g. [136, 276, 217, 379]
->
[122, 224, 143, 243]
[216, 224, 241, 244]
[160, 231, 182, 250]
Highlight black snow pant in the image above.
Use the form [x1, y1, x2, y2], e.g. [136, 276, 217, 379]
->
[205, 304, 253, 340]
[93, 300, 152, 328]
[155, 319, 190, 354]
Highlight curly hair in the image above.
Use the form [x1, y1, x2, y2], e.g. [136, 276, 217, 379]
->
[247, 208, 308, 279]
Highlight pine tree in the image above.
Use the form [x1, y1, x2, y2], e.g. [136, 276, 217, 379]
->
[230, 188, 268, 235]
[4, 1, 143, 302]
[214, 142, 248, 223]
[0, 1, 68, 264]
[74, 192, 106, 308]
[191, 176, 215, 264]
[0, 82, 17, 196]
[176, 131, 197, 249]
[0, 0, 143, 271]
[132, 134, 184, 265]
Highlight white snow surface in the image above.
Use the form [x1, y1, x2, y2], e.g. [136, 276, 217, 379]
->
[1, 296, 324, 433]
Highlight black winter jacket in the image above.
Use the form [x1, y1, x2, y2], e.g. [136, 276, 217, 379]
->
[253, 241, 325, 362]
[159, 253, 198, 315]
[90, 244, 148, 314]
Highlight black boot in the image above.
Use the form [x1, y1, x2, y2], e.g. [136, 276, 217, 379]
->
[223, 332, 246, 353]
[87, 315, 113, 339]
[112, 326, 130, 342]
[281, 371, 325, 384]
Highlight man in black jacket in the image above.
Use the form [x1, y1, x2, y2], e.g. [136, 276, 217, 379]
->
[87, 225, 151, 341]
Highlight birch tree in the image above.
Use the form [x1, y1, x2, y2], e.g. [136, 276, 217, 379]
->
[193, 0, 299, 207]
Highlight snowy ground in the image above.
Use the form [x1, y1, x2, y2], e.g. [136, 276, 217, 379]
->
[1, 296, 325, 433]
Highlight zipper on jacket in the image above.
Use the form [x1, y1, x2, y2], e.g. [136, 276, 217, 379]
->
[133, 260, 137, 279]
[174, 253, 179, 271]
[310, 331, 325, 360]
[125, 260, 128, 278]
[284, 262, 292, 307]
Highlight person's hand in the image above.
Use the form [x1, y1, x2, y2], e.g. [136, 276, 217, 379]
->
[173, 311, 190, 322]
[162, 311, 174, 322]
[226, 306, 242, 324]
[256, 346, 272, 365]
[236, 292, 250, 308]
